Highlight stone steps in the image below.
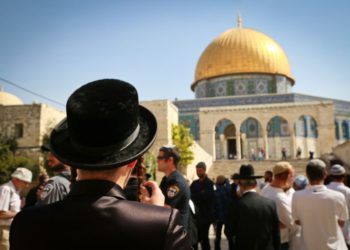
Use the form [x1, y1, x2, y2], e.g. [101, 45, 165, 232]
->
[207, 159, 309, 179]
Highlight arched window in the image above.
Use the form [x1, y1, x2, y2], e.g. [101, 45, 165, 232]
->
[295, 115, 318, 138]
[215, 119, 233, 139]
[342, 120, 350, 140]
[240, 118, 262, 138]
[267, 116, 290, 137]
[335, 121, 340, 140]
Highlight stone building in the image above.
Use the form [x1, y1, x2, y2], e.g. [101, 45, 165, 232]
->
[141, 19, 350, 178]
[172, 18, 350, 166]
[1, 19, 349, 177]
[0, 90, 65, 161]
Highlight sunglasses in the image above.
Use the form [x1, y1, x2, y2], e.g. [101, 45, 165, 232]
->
[157, 156, 166, 160]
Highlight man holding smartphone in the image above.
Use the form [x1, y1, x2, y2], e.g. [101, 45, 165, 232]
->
[10, 79, 191, 250]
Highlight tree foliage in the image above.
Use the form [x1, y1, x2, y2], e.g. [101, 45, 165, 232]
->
[0, 137, 38, 184]
[144, 152, 157, 180]
[171, 124, 194, 174]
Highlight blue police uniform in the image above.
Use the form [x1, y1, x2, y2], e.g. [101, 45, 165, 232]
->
[160, 170, 190, 231]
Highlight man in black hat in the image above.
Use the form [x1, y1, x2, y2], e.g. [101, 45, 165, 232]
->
[225, 164, 280, 250]
[10, 79, 191, 250]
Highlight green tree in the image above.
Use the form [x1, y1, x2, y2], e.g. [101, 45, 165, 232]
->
[171, 123, 194, 174]
[144, 152, 157, 180]
[0, 137, 38, 184]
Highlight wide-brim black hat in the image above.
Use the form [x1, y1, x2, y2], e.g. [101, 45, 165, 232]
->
[233, 164, 262, 179]
[50, 79, 157, 170]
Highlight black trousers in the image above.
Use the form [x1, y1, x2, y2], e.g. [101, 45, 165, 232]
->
[215, 222, 235, 250]
[193, 221, 211, 250]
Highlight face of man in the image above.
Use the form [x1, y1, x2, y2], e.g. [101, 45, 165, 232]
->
[47, 152, 67, 172]
[286, 169, 295, 188]
[157, 150, 168, 172]
[196, 167, 206, 179]
[13, 178, 30, 191]
[47, 152, 61, 168]
[264, 172, 271, 182]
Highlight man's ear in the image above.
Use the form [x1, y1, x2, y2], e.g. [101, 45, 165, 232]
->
[323, 170, 328, 179]
[168, 156, 174, 165]
[128, 160, 137, 169]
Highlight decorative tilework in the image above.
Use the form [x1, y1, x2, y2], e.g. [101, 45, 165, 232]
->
[267, 116, 290, 137]
[227, 80, 234, 95]
[179, 113, 200, 140]
[194, 74, 294, 98]
[295, 115, 318, 138]
[240, 118, 261, 138]
[342, 120, 350, 140]
[256, 80, 268, 94]
[215, 119, 234, 139]
[216, 81, 226, 96]
[335, 121, 340, 140]
[175, 93, 350, 117]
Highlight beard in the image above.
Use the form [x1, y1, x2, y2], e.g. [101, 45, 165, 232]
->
[51, 164, 65, 172]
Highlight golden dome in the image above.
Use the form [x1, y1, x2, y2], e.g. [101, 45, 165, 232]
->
[0, 91, 23, 105]
[192, 27, 294, 90]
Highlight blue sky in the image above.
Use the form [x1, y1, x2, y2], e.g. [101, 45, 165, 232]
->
[1, 0, 349, 111]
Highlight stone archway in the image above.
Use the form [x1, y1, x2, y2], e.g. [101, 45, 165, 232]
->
[295, 115, 319, 158]
[267, 116, 291, 159]
[215, 119, 240, 159]
[342, 120, 350, 140]
[240, 117, 263, 160]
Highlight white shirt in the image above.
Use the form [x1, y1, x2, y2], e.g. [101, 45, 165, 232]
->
[285, 188, 302, 250]
[261, 184, 292, 243]
[327, 181, 350, 245]
[0, 181, 21, 226]
[292, 185, 348, 250]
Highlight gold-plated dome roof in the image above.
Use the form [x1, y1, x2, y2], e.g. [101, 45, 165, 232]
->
[0, 91, 23, 105]
[192, 27, 294, 90]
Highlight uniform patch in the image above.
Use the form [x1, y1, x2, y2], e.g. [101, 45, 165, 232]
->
[167, 185, 180, 198]
[40, 183, 54, 199]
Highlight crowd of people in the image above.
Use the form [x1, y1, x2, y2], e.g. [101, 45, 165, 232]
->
[0, 78, 349, 250]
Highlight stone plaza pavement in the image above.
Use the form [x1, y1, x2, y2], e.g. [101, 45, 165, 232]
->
[197, 225, 228, 250]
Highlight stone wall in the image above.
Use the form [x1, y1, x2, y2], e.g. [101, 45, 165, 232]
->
[141, 100, 178, 155]
[199, 101, 336, 160]
[0, 103, 65, 162]
[141, 100, 213, 180]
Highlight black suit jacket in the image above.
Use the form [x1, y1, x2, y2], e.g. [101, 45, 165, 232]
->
[226, 191, 280, 250]
[10, 180, 191, 250]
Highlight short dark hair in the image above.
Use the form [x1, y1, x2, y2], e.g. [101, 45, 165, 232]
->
[238, 179, 257, 187]
[265, 170, 273, 177]
[196, 162, 206, 170]
[331, 175, 345, 182]
[159, 146, 181, 167]
[306, 159, 326, 181]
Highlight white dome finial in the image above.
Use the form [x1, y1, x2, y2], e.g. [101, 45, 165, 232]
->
[237, 13, 242, 28]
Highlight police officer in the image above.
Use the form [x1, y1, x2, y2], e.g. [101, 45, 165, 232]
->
[158, 146, 191, 231]
[36, 145, 71, 205]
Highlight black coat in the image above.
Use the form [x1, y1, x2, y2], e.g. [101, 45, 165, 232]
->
[10, 180, 191, 250]
[226, 191, 280, 250]
[190, 176, 215, 223]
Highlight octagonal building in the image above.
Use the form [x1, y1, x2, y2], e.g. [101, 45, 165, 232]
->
[172, 18, 350, 161]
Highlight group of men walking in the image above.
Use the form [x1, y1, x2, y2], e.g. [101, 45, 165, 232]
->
[222, 159, 350, 250]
